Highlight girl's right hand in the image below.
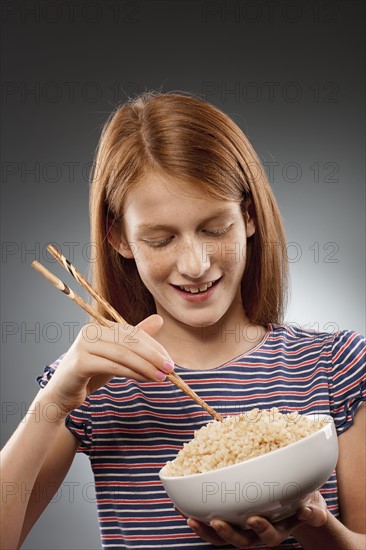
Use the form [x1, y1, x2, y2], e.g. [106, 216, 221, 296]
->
[41, 314, 174, 417]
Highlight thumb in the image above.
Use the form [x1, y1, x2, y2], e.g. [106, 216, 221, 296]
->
[296, 504, 328, 527]
[137, 314, 164, 336]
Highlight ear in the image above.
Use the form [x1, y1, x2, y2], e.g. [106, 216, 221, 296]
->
[106, 215, 135, 259]
[244, 200, 256, 238]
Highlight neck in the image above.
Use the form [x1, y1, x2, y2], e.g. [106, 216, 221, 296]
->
[154, 295, 268, 369]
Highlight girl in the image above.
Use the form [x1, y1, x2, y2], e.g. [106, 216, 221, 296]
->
[1, 92, 365, 550]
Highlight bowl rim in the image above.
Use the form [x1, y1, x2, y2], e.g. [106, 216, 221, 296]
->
[159, 413, 335, 481]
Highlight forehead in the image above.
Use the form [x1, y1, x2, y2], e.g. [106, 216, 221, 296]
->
[123, 173, 238, 222]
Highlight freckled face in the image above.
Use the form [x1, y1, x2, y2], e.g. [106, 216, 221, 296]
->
[117, 173, 255, 328]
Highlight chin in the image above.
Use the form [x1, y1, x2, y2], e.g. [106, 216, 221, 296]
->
[180, 312, 227, 329]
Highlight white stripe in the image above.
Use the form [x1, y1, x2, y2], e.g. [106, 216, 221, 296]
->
[93, 436, 188, 443]
[101, 525, 189, 531]
[93, 454, 176, 460]
[100, 503, 174, 521]
[102, 544, 211, 548]
[97, 490, 168, 496]
[94, 473, 162, 478]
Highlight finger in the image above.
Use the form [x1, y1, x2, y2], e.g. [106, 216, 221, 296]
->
[245, 516, 292, 547]
[137, 314, 163, 335]
[209, 519, 260, 547]
[75, 352, 152, 382]
[187, 518, 228, 546]
[137, 315, 175, 363]
[81, 324, 174, 377]
[119, 316, 168, 358]
[79, 321, 147, 352]
[87, 344, 170, 382]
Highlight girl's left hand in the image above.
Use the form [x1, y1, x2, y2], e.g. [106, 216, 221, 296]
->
[186, 491, 328, 548]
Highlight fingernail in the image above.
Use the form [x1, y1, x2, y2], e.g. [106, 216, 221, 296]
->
[156, 371, 166, 381]
[247, 518, 264, 531]
[210, 520, 224, 533]
[163, 359, 174, 373]
[298, 506, 312, 520]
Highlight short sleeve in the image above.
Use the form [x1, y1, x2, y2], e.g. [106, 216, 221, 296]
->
[36, 355, 93, 456]
[65, 399, 93, 456]
[330, 330, 366, 434]
[36, 354, 66, 388]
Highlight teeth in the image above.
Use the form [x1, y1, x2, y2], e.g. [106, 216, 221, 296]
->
[179, 281, 214, 293]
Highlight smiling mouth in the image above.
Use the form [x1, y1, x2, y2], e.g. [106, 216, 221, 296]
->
[172, 278, 221, 294]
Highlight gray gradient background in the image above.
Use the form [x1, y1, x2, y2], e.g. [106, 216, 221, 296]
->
[1, 1, 365, 548]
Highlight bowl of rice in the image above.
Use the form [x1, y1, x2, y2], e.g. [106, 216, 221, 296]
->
[159, 408, 338, 528]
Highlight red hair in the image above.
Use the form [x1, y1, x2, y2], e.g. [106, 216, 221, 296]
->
[89, 91, 288, 325]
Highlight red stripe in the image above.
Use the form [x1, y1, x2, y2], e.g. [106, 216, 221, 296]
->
[93, 410, 206, 419]
[93, 445, 180, 451]
[93, 427, 194, 435]
[332, 332, 357, 363]
[96, 481, 161, 487]
[99, 516, 177, 522]
[333, 348, 365, 382]
[94, 463, 165, 469]
[101, 533, 197, 540]
[98, 498, 171, 505]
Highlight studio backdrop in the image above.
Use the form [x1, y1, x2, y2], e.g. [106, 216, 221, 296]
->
[1, 1, 365, 548]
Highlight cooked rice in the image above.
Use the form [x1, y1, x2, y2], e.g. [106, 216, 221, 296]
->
[164, 408, 327, 476]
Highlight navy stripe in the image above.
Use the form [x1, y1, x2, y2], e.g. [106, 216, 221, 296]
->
[37, 324, 366, 549]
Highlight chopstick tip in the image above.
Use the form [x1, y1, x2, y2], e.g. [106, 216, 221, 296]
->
[47, 243, 57, 254]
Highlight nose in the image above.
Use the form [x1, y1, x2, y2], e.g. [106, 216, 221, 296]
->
[176, 237, 211, 279]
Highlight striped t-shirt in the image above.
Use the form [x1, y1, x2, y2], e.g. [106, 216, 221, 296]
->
[37, 323, 366, 550]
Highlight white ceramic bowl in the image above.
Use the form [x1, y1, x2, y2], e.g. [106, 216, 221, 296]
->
[159, 414, 338, 528]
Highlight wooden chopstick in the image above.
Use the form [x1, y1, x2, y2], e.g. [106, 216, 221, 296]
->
[32, 261, 114, 328]
[47, 244, 124, 324]
[33, 252, 223, 422]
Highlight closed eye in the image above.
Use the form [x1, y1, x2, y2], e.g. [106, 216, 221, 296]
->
[142, 225, 233, 248]
[204, 225, 232, 237]
[142, 237, 174, 248]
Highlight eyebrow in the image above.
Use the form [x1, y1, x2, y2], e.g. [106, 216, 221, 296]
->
[136, 209, 234, 233]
